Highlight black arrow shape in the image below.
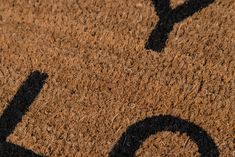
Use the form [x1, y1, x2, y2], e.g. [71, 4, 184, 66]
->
[0, 71, 48, 157]
[145, 0, 215, 52]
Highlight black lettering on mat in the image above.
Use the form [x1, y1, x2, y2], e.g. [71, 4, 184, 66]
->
[145, 0, 215, 52]
[109, 115, 219, 157]
[0, 72, 219, 156]
[0, 71, 48, 157]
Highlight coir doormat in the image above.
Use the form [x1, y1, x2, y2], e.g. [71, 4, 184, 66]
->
[0, 0, 234, 156]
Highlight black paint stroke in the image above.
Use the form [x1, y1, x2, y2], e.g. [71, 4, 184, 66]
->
[0, 71, 48, 157]
[109, 115, 219, 157]
[145, 0, 215, 52]
[0, 142, 43, 157]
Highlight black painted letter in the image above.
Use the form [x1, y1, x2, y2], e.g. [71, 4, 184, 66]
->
[145, 0, 214, 52]
[109, 115, 219, 157]
[0, 71, 48, 157]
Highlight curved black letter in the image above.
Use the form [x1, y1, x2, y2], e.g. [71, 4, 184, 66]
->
[109, 115, 219, 157]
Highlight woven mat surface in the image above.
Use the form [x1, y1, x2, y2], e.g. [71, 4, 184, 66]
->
[0, 0, 234, 156]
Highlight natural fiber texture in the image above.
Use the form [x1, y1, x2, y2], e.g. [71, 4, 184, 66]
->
[0, 0, 234, 156]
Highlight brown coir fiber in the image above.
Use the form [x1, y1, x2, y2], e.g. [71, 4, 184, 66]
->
[0, 0, 234, 156]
